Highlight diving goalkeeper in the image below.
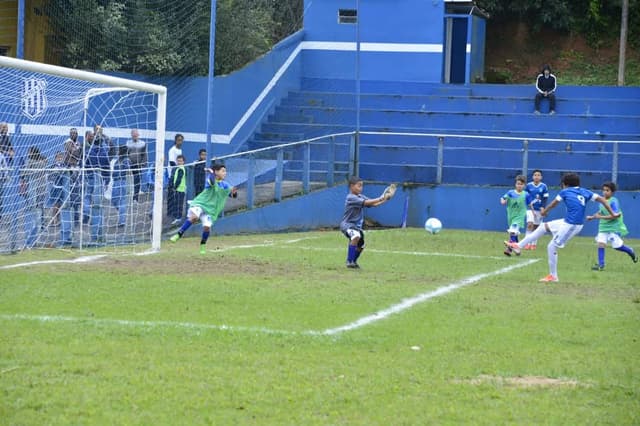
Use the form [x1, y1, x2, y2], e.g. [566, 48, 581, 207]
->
[169, 163, 237, 254]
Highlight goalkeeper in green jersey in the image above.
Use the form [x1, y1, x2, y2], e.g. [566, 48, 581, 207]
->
[169, 163, 237, 254]
[586, 181, 638, 271]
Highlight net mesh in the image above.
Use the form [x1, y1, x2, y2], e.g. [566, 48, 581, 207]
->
[0, 63, 163, 253]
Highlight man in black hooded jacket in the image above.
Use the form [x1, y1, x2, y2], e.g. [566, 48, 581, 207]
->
[534, 64, 557, 115]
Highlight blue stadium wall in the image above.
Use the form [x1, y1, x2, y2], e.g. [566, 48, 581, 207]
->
[211, 184, 640, 238]
[2, 1, 639, 237]
[301, 0, 446, 82]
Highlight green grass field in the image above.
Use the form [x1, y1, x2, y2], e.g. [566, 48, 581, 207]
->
[1, 228, 639, 425]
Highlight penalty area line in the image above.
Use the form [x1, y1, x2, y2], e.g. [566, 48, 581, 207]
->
[1, 259, 539, 337]
[0, 314, 298, 336]
[0, 255, 107, 270]
[317, 259, 540, 336]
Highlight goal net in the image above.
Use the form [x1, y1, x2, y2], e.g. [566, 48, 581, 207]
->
[0, 56, 166, 254]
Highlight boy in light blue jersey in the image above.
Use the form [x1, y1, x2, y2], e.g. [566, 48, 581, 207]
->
[340, 176, 390, 268]
[586, 181, 637, 270]
[505, 173, 618, 282]
[524, 169, 549, 250]
[170, 163, 237, 254]
[500, 174, 527, 256]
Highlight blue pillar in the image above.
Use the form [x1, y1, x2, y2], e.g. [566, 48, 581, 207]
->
[205, 0, 217, 161]
[354, 0, 361, 176]
[17, 0, 25, 58]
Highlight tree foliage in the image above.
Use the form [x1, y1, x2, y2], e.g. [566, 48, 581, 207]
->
[476, 0, 640, 48]
[44, 0, 303, 76]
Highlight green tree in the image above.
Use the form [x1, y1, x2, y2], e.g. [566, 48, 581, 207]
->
[214, 0, 274, 75]
[45, 0, 303, 76]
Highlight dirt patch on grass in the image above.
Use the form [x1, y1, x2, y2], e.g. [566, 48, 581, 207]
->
[454, 375, 587, 388]
[84, 254, 293, 277]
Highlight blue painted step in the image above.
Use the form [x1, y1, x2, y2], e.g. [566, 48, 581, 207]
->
[301, 78, 640, 99]
[281, 93, 640, 116]
[264, 109, 640, 134]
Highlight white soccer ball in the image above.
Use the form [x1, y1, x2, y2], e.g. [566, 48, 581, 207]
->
[424, 217, 442, 234]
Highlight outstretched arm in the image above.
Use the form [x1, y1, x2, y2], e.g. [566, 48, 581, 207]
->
[540, 198, 559, 216]
[363, 195, 387, 207]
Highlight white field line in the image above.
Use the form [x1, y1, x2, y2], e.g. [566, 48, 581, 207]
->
[0, 238, 317, 269]
[317, 259, 540, 336]
[205, 237, 319, 253]
[0, 314, 296, 336]
[0, 255, 106, 270]
[278, 245, 508, 260]
[0, 257, 539, 336]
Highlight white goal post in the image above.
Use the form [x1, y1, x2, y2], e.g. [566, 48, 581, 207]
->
[0, 56, 167, 252]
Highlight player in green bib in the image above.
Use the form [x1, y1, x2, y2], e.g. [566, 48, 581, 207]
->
[500, 175, 528, 256]
[586, 181, 637, 270]
[169, 163, 237, 254]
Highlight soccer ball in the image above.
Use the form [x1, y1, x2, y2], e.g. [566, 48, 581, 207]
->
[424, 217, 442, 234]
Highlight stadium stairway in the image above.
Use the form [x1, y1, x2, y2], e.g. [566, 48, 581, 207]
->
[242, 78, 640, 189]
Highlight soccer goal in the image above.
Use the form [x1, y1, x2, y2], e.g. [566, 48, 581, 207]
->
[0, 56, 166, 253]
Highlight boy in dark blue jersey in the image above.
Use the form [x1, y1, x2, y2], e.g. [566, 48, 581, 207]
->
[340, 176, 391, 268]
[505, 173, 618, 282]
[524, 169, 549, 250]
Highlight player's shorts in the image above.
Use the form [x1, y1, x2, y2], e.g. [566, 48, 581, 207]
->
[595, 232, 624, 249]
[546, 219, 583, 249]
[187, 205, 213, 228]
[526, 209, 543, 226]
[342, 227, 365, 248]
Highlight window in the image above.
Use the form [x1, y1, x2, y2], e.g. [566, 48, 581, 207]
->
[0, 46, 9, 56]
[338, 9, 357, 24]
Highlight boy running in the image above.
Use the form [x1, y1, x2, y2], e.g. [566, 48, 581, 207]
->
[505, 173, 619, 282]
[586, 181, 638, 270]
[500, 175, 527, 256]
[169, 163, 237, 254]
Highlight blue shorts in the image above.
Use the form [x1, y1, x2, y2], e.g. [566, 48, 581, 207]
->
[46, 187, 66, 208]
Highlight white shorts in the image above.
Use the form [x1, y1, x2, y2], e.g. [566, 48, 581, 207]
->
[546, 219, 583, 249]
[187, 205, 213, 228]
[344, 228, 363, 241]
[507, 223, 521, 235]
[526, 210, 543, 226]
[595, 232, 624, 249]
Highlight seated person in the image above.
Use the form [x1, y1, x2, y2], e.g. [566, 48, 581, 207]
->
[534, 64, 557, 115]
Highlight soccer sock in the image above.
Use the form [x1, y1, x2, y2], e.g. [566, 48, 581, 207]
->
[354, 248, 362, 262]
[509, 233, 518, 243]
[615, 245, 635, 259]
[347, 244, 357, 262]
[177, 220, 192, 237]
[200, 230, 210, 245]
[598, 247, 605, 266]
[548, 242, 558, 277]
[519, 225, 546, 248]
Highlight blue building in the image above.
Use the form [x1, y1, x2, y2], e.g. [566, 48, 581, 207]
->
[302, 0, 487, 84]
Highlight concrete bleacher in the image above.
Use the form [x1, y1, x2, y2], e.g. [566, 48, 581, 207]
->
[245, 78, 640, 189]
